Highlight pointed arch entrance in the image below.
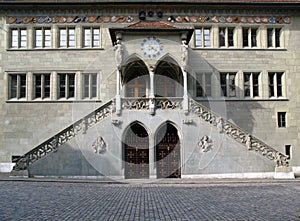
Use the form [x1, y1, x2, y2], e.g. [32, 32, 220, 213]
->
[155, 122, 181, 178]
[155, 58, 183, 97]
[123, 122, 149, 179]
[123, 59, 148, 97]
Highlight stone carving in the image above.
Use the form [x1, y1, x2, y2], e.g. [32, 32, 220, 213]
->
[198, 135, 213, 152]
[274, 152, 289, 167]
[13, 156, 28, 171]
[180, 39, 189, 70]
[156, 98, 182, 110]
[92, 136, 107, 154]
[114, 40, 123, 70]
[123, 99, 149, 110]
[245, 134, 252, 150]
[216, 117, 224, 133]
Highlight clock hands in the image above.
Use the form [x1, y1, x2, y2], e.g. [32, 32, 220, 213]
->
[147, 45, 158, 52]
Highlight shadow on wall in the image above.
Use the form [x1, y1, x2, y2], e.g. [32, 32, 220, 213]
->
[28, 144, 103, 177]
[187, 49, 264, 135]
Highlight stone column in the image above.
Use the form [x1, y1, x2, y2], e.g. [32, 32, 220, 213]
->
[180, 37, 189, 114]
[27, 72, 33, 101]
[149, 66, 155, 115]
[149, 134, 156, 179]
[115, 69, 121, 115]
[182, 68, 189, 114]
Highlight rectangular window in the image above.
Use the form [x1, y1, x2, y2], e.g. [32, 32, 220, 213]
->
[83, 73, 97, 99]
[285, 145, 291, 159]
[58, 73, 75, 99]
[196, 73, 211, 97]
[243, 27, 258, 48]
[220, 72, 236, 97]
[244, 72, 260, 98]
[35, 28, 51, 48]
[34, 74, 50, 99]
[278, 112, 286, 128]
[219, 27, 234, 47]
[83, 27, 100, 47]
[9, 74, 26, 99]
[267, 28, 282, 48]
[10, 28, 27, 48]
[195, 28, 211, 47]
[59, 28, 75, 48]
[269, 72, 284, 98]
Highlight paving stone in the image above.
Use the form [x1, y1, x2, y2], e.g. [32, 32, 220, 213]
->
[0, 180, 299, 220]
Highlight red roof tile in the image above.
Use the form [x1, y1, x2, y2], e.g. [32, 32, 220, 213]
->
[127, 21, 178, 29]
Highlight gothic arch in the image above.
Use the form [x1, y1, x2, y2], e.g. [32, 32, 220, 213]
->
[122, 121, 150, 179]
[122, 56, 149, 97]
[154, 56, 183, 97]
[155, 121, 181, 178]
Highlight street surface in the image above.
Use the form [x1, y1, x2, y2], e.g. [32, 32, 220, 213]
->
[0, 179, 299, 220]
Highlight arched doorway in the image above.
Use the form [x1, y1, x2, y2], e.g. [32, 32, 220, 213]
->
[123, 123, 149, 179]
[155, 59, 183, 97]
[155, 122, 181, 178]
[123, 59, 148, 97]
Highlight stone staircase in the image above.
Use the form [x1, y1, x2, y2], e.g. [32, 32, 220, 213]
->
[189, 99, 289, 168]
[12, 99, 114, 173]
[11, 97, 291, 177]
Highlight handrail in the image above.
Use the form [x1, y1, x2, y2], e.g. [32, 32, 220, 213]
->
[190, 99, 289, 167]
[12, 99, 114, 171]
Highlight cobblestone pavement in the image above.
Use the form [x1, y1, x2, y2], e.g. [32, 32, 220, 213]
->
[0, 179, 299, 221]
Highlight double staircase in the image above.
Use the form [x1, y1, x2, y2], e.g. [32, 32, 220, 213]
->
[12, 97, 290, 176]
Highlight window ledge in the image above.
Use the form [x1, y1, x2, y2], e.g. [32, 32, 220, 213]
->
[7, 48, 104, 52]
[194, 97, 289, 102]
[192, 47, 287, 51]
[6, 100, 102, 103]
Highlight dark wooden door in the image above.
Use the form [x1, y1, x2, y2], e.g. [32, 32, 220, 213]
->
[156, 124, 181, 178]
[124, 124, 149, 179]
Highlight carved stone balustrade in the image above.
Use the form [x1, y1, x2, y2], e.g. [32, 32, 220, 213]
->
[190, 99, 289, 167]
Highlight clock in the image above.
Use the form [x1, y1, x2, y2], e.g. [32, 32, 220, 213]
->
[141, 36, 163, 59]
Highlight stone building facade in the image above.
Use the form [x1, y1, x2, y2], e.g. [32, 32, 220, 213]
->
[0, 0, 299, 179]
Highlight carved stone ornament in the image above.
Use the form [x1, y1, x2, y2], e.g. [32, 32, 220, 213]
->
[92, 136, 107, 154]
[180, 39, 189, 70]
[198, 135, 213, 152]
[114, 40, 123, 70]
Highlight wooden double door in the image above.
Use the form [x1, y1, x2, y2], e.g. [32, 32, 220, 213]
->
[124, 123, 181, 179]
[124, 124, 149, 179]
[155, 124, 181, 178]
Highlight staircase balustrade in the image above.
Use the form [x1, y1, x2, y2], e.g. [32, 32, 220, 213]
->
[12, 97, 288, 172]
[190, 99, 289, 167]
[12, 99, 114, 171]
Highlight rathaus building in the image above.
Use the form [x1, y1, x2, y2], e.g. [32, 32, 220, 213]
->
[0, 0, 299, 179]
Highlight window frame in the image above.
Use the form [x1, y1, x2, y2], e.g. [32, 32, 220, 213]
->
[34, 27, 51, 48]
[267, 27, 282, 48]
[57, 73, 76, 99]
[10, 28, 27, 49]
[218, 27, 235, 48]
[194, 27, 211, 48]
[242, 27, 259, 48]
[83, 27, 101, 48]
[243, 72, 260, 98]
[196, 72, 212, 98]
[33, 73, 51, 99]
[268, 72, 285, 98]
[8, 73, 27, 99]
[277, 112, 287, 128]
[220, 72, 237, 98]
[82, 73, 98, 99]
[59, 27, 76, 48]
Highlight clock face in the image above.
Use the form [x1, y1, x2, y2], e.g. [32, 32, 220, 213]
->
[141, 36, 163, 59]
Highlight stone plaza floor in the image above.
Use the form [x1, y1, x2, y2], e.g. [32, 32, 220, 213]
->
[0, 177, 299, 221]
